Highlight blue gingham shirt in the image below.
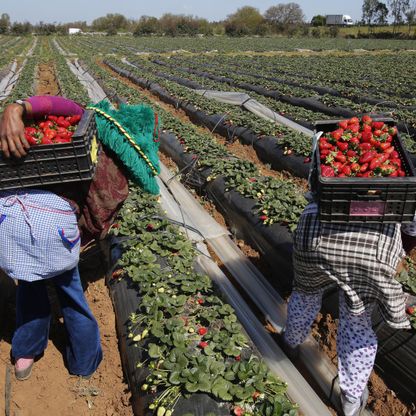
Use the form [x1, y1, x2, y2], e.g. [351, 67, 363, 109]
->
[0, 189, 80, 282]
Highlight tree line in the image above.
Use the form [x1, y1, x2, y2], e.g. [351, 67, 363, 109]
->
[0, 1, 414, 37]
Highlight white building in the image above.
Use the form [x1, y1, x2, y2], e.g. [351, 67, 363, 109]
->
[68, 28, 82, 35]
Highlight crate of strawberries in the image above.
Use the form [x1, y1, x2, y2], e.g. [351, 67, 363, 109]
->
[0, 110, 98, 191]
[313, 116, 416, 223]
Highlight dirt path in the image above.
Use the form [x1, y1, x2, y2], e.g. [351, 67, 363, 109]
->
[36, 63, 60, 96]
[0, 252, 132, 416]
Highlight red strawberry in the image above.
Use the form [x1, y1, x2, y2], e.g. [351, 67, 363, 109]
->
[359, 151, 377, 164]
[388, 126, 398, 136]
[330, 129, 343, 140]
[362, 115, 373, 124]
[348, 124, 360, 134]
[198, 341, 208, 349]
[233, 407, 244, 416]
[198, 327, 208, 336]
[321, 165, 335, 177]
[361, 131, 373, 143]
[337, 141, 349, 152]
[371, 121, 385, 130]
[338, 120, 348, 130]
[342, 165, 352, 176]
[335, 152, 346, 163]
[348, 117, 360, 125]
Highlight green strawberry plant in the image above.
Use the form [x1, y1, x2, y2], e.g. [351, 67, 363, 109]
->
[111, 186, 298, 416]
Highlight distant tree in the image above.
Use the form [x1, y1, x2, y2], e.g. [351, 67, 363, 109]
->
[92, 13, 128, 32]
[362, 0, 380, 24]
[0, 13, 10, 34]
[106, 26, 117, 36]
[157, 14, 211, 36]
[133, 16, 160, 36]
[225, 6, 264, 36]
[224, 20, 250, 36]
[299, 23, 310, 35]
[404, 2, 416, 33]
[34, 22, 57, 35]
[311, 15, 326, 26]
[362, 0, 389, 28]
[311, 27, 321, 37]
[10, 21, 32, 35]
[264, 3, 304, 26]
[211, 21, 225, 35]
[375, 2, 389, 23]
[388, 0, 410, 31]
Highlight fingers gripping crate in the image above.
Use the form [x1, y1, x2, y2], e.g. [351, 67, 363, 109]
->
[312, 118, 416, 223]
[0, 110, 99, 191]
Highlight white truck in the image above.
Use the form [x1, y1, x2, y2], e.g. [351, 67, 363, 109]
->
[326, 15, 354, 26]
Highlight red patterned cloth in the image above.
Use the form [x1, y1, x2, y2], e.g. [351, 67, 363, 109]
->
[77, 147, 129, 243]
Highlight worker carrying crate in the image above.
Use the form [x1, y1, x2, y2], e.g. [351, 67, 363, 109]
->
[0, 96, 160, 381]
[280, 115, 414, 416]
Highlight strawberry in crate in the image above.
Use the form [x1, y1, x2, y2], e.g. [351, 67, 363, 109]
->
[25, 114, 82, 146]
[319, 115, 406, 178]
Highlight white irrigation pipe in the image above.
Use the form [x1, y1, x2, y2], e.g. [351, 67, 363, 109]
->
[0, 60, 26, 102]
[158, 162, 373, 416]
[195, 89, 314, 137]
[65, 58, 107, 103]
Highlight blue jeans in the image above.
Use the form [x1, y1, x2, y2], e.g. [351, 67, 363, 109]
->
[12, 267, 102, 376]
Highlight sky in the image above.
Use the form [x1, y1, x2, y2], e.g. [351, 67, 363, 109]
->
[1, 0, 364, 24]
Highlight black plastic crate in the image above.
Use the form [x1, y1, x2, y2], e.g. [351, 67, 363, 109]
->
[0, 110, 99, 191]
[313, 118, 416, 223]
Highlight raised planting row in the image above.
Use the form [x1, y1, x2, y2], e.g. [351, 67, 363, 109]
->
[136, 54, 416, 155]
[49, 38, 90, 104]
[148, 54, 416, 134]
[55, 34, 416, 53]
[102, 59, 312, 179]
[111, 54, 328, 130]
[0, 36, 32, 70]
[165, 53, 416, 107]
[105, 185, 298, 416]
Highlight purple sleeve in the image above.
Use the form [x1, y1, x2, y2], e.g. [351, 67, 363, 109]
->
[27, 96, 84, 118]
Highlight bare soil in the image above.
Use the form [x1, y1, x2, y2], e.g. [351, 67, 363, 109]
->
[36, 63, 60, 96]
[0, 252, 132, 416]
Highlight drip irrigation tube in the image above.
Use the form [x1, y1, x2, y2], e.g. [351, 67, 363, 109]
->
[66, 59, 107, 103]
[0, 61, 23, 102]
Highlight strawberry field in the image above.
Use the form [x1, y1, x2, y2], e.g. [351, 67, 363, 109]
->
[1, 35, 416, 416]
